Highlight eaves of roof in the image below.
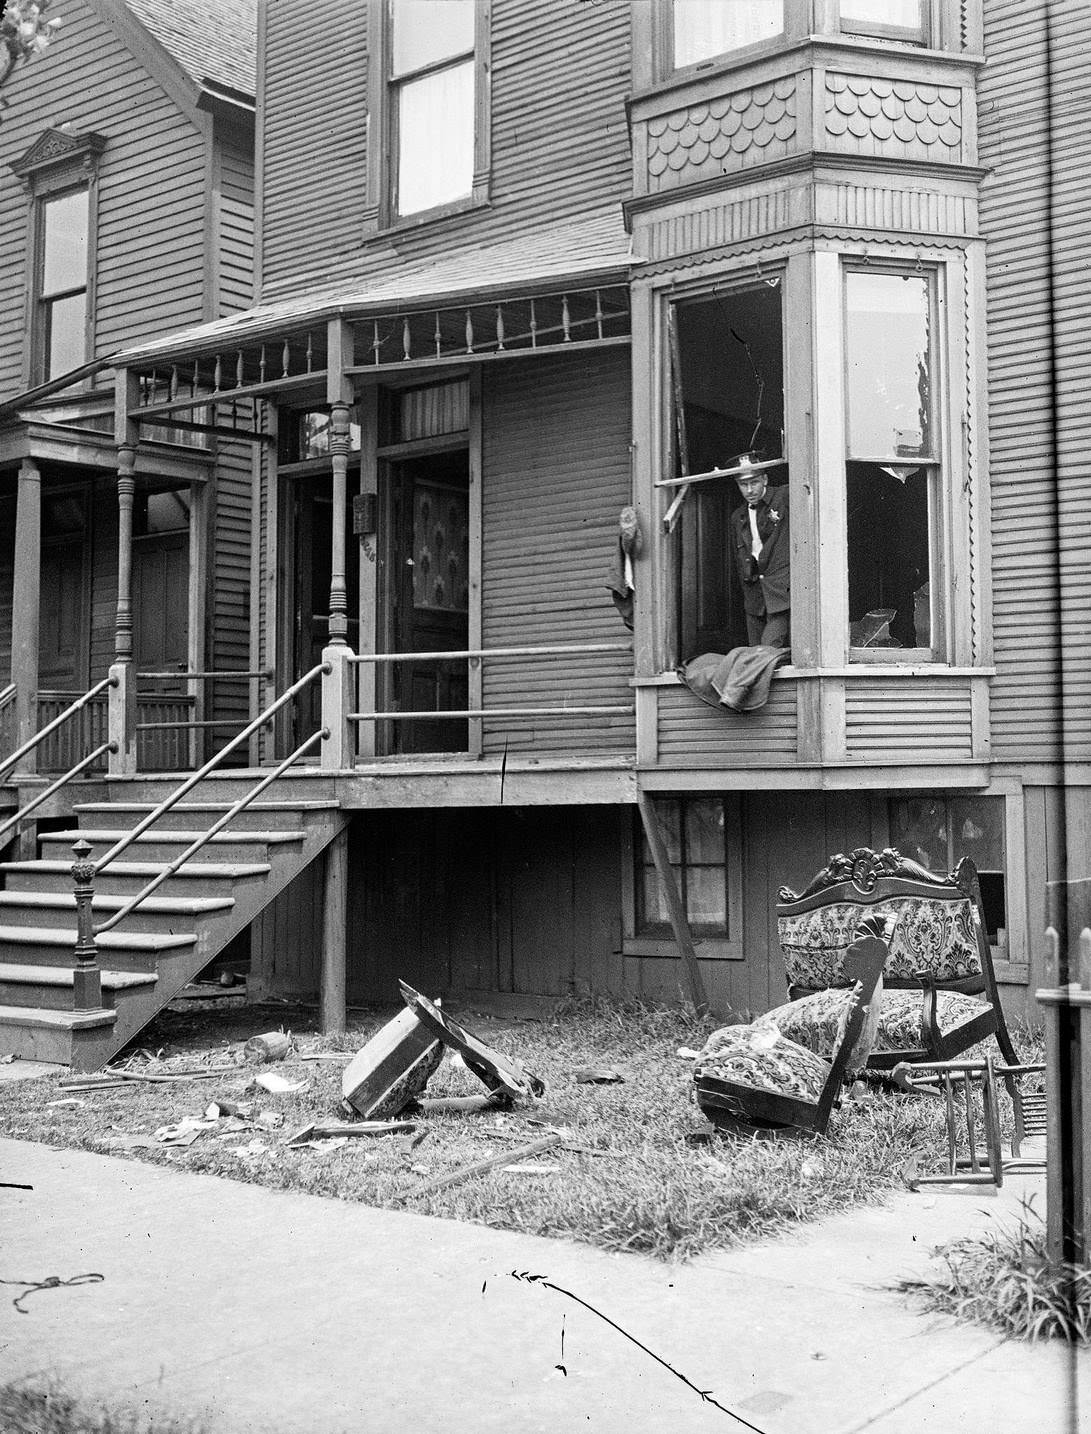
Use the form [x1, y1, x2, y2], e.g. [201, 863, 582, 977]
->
[116, 211, 637, 368]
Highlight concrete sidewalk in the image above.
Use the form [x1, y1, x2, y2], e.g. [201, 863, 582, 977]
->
[0, 1137, 1081, 1434]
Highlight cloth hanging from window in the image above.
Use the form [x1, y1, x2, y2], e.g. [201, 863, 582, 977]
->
[679, 646, 786, 713]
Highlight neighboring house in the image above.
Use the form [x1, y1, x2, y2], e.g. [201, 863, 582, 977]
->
[0, 0, 256, 775]
[0, 0, 1086, 1066]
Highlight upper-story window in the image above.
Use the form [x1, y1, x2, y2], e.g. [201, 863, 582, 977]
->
[844, 267, 939, 660]
[671, 0, 783, 69]
[839, 0, 927, 44]
[367, 0, 490, 230]
[38, 186, 90, 379]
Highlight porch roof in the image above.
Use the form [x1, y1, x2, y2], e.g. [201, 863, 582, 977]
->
[115, 211, 636, 368]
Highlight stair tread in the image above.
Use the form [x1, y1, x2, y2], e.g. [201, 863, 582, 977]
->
[0, 892, 234, 914]
[0, 860, 272, 879]
[0, 1004, 116, 1030]
[0, 963, 157, 989]
[74, 801, 341, 814]
[0, 925, 195, 951]
[41, 829, 305, 845]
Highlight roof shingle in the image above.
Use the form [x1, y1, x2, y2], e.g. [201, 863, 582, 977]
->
[124, 0, 257, 96]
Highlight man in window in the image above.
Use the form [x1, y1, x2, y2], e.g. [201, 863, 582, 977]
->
[731, 454, 789, 648]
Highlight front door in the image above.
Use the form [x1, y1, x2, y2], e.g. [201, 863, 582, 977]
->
[133, 526, 191, 768]
[383, 451, 469, 755]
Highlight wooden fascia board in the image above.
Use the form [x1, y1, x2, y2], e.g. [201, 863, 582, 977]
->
[0, 420, 213, 477]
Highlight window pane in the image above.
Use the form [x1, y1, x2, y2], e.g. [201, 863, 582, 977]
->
[685, 798, 725, 863]
[673, 0, 783, 67]
[948, 797, 1005, 872]
[643, 799, 682, 865]
[841, 0, 923, 29]
[845, 271, 932, 459]
[46, 291, 87, 378]
[640, 866, 670, 927]
[846, 462, 931, 649]
[889, 797, 949, 874]
[143, 490, 191, 534]
[396, 60, 474, 215]
[391, 0, 474, 76]
[685, 866, 727, 930]
[42, 189, 88, 296]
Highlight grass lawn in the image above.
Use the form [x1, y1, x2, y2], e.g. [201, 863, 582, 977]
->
[0, 994, 1028, 1262]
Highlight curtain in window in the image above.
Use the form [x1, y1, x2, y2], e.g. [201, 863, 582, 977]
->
[397, 59, 474, 216]
[673, 0, 783, 68]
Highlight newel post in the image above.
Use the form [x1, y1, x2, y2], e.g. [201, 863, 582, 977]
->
[71, 838, 102, 1011]
[321, 647, 355, 770]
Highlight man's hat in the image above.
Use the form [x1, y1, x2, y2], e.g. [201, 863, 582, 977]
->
[724, 451, 786, 479]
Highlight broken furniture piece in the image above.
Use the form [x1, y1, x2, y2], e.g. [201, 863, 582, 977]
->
[694, 930, 886, 1137]
[892, 1056, 1047, 1186]
[767, 847, 1020, 1073]
[341, 1005, 444, 1119]
[398, 981, 545, 1101]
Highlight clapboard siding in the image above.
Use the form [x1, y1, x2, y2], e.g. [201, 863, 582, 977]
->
[480, 349, 633, 756]
[980, 0, 1091, 764]
[844, 681, 973, 759]
[655, 682, 798, 763]
[258, 0, 369, 293]
[0, 0, 208, 392]
[258, 0, 631, 296]
[217, 130, 256, 315]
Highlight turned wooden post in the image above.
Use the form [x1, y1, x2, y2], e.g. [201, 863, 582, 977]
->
[328, 400, 351, 646]
[71, 838, 102, 1011]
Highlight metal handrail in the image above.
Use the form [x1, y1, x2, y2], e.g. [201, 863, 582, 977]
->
[136, 670, 273, 680]
[0, 742, 117, 848]
[94, 727, 327, 935]
[0, 683, 15, 711]
[92, 661, 329, 877]
[347, 641, 632, 665]
[350, 705, 634, 722]
[0, 674, 117, 785]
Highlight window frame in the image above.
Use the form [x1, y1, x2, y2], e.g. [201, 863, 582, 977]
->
[364, 0, 492, 236]
[842, 259, 945, 665]
[621, 794, 744, 960]
[837, 0, 931, 47]
[10, 131, 104, 388]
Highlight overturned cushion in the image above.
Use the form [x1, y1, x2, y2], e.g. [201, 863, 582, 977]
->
[757, 988, 991, 1060]
[778, 896, 981, 991]
[695, 1024, 829, 1104]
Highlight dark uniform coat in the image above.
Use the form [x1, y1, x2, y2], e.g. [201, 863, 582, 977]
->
[731, 483, 790, 619]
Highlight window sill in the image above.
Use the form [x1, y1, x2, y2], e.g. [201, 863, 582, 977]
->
[623, 937, 742, 962]
[364, 192, 491, 246]
[635, 666, 995, 686]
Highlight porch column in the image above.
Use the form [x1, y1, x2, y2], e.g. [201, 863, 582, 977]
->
[109, 440, 138, 774]
[328, 400, 351, 646]
[10, 458, 42, 774]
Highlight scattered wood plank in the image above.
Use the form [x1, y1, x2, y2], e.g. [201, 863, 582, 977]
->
[410, 1093, 507, 1115]
[409, 1133, 562, 1198]
[286, 1119, 416, 1146]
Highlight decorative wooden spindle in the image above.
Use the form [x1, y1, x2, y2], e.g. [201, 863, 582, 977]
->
[530, 298, 538, 347]
[595, 289, 604, 339]
[403, 317, 411, 360]
[282, 339, 291, 377]
[305, 331, 314, 372]
[562, 294, 571, 341]
[71, 838, 101, 1011]
[495, 306, 505, 350]
[465, 309, 474, 353]
[114, 444, 137, 663]
[259, 345, 267, 382]
[434, 312, 442, 357]
[327, 401, 352, 646]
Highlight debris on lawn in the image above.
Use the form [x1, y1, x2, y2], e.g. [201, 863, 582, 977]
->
[410, 1092, 506, 1115]
[341, 1005, 444, 1120]
[300, 1051, 353, 1063]
[286, 1119, 416, 1146]
[204, 1098, 255, 1119]
[571, 1066, 625, 1085]
[409, 1132, 563, 1198]
[252, 1071, 307, 1094]
[244, 1031, 292, 1063]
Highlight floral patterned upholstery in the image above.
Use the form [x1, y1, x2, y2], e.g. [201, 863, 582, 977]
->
[694, 1023, 830, 1104]
[756, 987, 989, 1060]
[778, 896, 980, 992]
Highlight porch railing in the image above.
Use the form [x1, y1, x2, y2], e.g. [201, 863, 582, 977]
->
[0, 675, 117, 786]
[339, 641, 635, 764]
[134, 669, 272, 769]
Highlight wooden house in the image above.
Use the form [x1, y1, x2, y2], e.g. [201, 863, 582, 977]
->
[0, 0, 1086, 1067]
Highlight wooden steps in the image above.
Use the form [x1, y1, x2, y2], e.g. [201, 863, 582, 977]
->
[0, 778, 347, 1070]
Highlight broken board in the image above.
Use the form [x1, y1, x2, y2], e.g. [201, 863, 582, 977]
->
[341, 1006, 444, 1119]
[398, 982, 545, 1101]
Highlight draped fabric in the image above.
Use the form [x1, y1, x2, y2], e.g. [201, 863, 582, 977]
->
[673, 0, 782, 68]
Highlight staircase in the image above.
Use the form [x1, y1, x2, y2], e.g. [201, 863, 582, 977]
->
[0, 778, 346, 1070]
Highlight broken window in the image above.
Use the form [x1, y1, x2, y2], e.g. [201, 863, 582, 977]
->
[669, 282, 786, 659]
[889, 795, 1008, 950]
[636, 797, 730, 937]
[844, 269, 938, 658]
